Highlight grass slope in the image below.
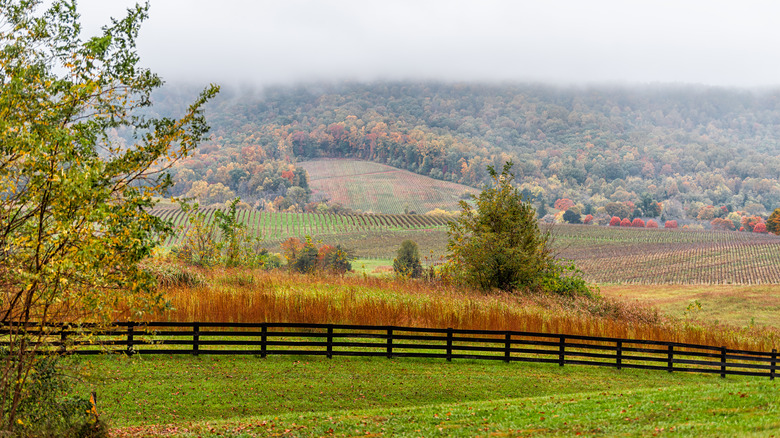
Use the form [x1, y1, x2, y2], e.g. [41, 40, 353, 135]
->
[76, 355, 779, 437]
[299, 159, 478, 214]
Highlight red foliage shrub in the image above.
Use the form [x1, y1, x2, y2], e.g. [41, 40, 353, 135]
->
[609, 216, 621, 226]
[620, 218, 632, 227]
[646, 219, 658, 228]
[631, 218, 645, 227]
[583, 214, 593, 225]
[742, 215, 765, 232]
[664, 220, 678, 229]
[754, 222, 767, 233]
[710, 218, 735, 231]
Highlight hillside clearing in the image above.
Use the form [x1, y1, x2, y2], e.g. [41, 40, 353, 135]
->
[299, 159, 478, 214]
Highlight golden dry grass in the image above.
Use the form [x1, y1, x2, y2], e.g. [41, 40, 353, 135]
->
[141, 267, 780, 352]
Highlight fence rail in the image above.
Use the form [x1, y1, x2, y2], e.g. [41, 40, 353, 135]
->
[1, 322, 777, 380]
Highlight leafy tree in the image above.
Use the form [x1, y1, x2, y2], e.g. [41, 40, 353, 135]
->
[582, 214, 594, 224]
[753, 222, 767, 233]
[562, 209, 582, 224]
[767, 208, 780, 234]
[447, 162, 590, 295]
[291, 237, 320, 273]
[631, 218, 645, 227]
[664, 220, 679, 229]
[0, 0, 217, 432]
[393, 240, 423, 278]
[646, 219, 659, 228]
[609, 216, 621, 226]
[620, 218, 632, 227]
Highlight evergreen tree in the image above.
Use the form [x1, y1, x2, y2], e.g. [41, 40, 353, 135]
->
[393, 240, 423, 278]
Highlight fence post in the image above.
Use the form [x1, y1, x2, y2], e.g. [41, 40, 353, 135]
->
[193, 323, 200, 356]
[386, 328, 393, 359]
[771, 349, 777, 381]
[616, 340, 622, 370]
[260, 324, 267, 358]
[327, 326, 333, 359]
[446, 328, 453, 362]
[504, 333, 511, 363]
[667, 345, 673, 373]
[59, 324, 67, 354]
[720, 346, 726, 378]
[126, 322, 134, 356]
[559, 336, 565, 367]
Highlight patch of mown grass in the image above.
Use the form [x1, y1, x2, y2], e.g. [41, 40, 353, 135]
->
[601, 284, 780, 328]
[72, 355, 779, 437]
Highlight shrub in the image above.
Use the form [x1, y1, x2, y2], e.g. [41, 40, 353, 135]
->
[710, 217, 735, 231]
[447, 162, 592, 296]
[754, 222, 767, 233]
[562, 209, 582, 224]
[631, 218, 645, 227]
[620, 218, 632, 227]
[609, 216, 621, 226]
[646, 219, 658, 228]
[583, 214, 593, 224]
[393, 240, 424, 278]
[664, 220, 678, 229]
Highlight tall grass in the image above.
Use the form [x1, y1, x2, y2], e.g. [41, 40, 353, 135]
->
[141, 268, 779, 352]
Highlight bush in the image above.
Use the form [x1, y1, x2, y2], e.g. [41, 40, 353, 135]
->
[754, 223, 767, 233]
[631, 218, 645, 227]
[393, 240, 423, 278]
[447, 162, 592, 296]
[646, 219, 659, 228]
[664, 220, 678, 229]
[583, 214, 594, 224]
[1, 355, 109, 438]
[609, 216, 621, 226]
[562, 209, 582, 224]
[620, 218, 632, 227]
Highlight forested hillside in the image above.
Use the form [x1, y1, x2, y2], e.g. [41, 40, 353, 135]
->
[156, 82, 780, 223]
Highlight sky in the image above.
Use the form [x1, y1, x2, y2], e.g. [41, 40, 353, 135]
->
[74, 0, 780, 89]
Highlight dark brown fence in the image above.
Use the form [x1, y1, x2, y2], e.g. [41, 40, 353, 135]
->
[2, 322, 777, 380]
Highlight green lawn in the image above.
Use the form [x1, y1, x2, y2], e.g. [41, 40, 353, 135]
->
[72, 354, 779, 437]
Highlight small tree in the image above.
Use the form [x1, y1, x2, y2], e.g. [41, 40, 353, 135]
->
[393, 240, 423, 278]
[631, 218, 645, 228]
[562, 209, 582, 224]
[754, 223, 767, 233]
[447, 162, 590, 295]
[646, 219, 659, 228]
[767, 208, 780, 234]
[609, 216, 621, 226]
[583, 214, 594, 225]
[620, 218, 632, 227]
[0, 1, 217, 432]
[664, 220, 678, 229]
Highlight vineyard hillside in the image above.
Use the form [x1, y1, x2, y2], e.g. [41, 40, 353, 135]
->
[298, 159, 479, 214]
[152, 206, 780, 285]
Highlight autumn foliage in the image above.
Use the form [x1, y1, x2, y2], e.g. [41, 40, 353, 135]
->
[646, 219, 658, 228]
[609, 216, 621, 226]
[631, 218, 645, 227]
[620, 218, 632, 227]
[664, 220, 678, 229]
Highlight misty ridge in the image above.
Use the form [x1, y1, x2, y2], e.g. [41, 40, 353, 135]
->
[148, 80, 780, 225]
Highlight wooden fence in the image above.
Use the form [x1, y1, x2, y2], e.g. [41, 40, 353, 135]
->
[1, 322, 777, 380]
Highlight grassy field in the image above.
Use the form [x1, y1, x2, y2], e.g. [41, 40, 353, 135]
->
[83, 265, 780, 436]
[601, 284, 780, 328]
[75, 350, 779, 437]
[299, 159, 479, 214]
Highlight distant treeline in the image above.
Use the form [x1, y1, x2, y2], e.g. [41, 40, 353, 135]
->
[152, 81, 780, 220]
